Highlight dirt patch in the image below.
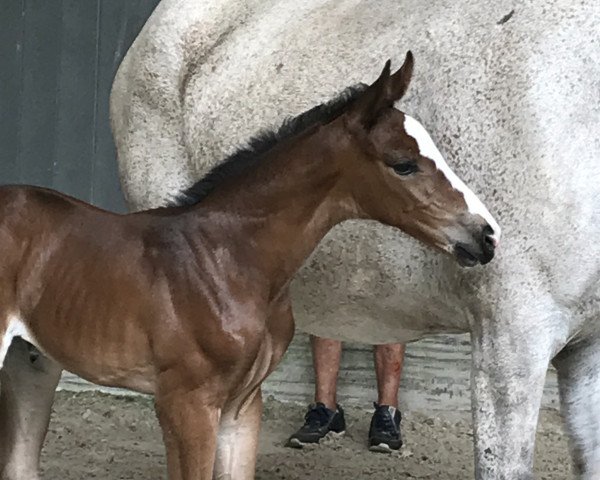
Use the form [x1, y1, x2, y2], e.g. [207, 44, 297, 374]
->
[41, 391, 573, 479]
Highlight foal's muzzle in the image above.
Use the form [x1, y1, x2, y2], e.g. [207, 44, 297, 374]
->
[453, 224, 497, 267]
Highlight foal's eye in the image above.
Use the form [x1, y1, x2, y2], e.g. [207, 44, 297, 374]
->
[391, 162, 419, 176]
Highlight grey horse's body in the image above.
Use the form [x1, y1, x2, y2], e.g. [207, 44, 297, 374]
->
[108, 1, 600, 478]
[0, 0, 598, 479]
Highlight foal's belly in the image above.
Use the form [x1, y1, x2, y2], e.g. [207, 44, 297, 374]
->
[65, 360, 157, 394]
[25, 312, 157, 395]
[45, 344, 156, 395]
[48, 345, 156, 395]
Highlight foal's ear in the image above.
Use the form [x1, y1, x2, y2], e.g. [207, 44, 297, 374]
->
[390, 51, 414, 101]
[345, 59, 392, 130]
[346, 52, 414, 130]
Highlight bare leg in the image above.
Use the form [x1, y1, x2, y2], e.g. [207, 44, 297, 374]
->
[155, 384, 221, 480]
[213, 389, 262, 480]
[373, 343, 405, 407]
[0, 338, 62, 480]
[553, 336, 600, 479]
[310, 335, 342, 409]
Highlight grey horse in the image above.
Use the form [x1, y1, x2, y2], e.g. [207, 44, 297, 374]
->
[0, 1, 598, 479]
[110, 1, 600, 479]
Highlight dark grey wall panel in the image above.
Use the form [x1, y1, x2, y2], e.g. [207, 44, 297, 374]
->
[0, 0, 24, 182]
[19, 0, 62, 186]
[0, 0, 160, 212]
[53, 0, 98, 199]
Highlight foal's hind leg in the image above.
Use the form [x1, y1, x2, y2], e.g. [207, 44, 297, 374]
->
[0, 338, 62, 480]
[213, 389, 262, 480]
[553, 336, 600, 479]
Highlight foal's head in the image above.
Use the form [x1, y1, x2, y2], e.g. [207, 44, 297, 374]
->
[332, 52, 500, 266]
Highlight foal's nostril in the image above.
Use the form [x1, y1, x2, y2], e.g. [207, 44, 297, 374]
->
[482, 224, 497, 249]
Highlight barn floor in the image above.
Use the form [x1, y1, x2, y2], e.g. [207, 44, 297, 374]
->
[41, 391, 572, 479]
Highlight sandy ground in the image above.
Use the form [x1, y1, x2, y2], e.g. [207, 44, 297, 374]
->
[40, 391, 573, 479]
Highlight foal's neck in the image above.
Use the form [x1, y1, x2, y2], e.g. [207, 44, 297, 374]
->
[191, 127, 355, 294]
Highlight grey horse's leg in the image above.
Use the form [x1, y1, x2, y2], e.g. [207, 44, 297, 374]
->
[0, 338, 61, 480]
[470, 324, 553, 480]
[553, 336, 600, 479]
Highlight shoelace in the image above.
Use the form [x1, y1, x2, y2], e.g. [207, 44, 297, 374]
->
[304, 404, 333, 428]
[373, 406, 398, 433]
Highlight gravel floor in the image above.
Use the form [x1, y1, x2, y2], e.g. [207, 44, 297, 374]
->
[40, 391, 573, 479]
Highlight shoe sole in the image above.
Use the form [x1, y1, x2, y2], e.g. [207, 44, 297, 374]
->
[286, 430, 345, 449]
[369, 442, 400, 453]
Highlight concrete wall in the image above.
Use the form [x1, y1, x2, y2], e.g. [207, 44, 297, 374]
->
[61, 333, 560, 412]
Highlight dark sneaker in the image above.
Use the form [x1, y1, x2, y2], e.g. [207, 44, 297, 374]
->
[368, 403, 402, 452]
[286, 402, 346, 448]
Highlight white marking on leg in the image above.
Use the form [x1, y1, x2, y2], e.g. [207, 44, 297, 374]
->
[215, 421, 255, 479]
[403, 114, 501, 244]
[0, 316, 36, 369]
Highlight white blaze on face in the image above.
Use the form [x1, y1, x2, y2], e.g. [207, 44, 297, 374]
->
[403, 115, 501, 244]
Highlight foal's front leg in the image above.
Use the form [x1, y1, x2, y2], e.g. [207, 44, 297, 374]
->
[0, 338, 61, 480]
[213, 388, 262, 480]
[470, 321, 554, 480]
[155, 384, 221, 480]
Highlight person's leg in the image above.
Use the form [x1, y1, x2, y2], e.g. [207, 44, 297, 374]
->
[312, 335, 343, 409]
[287, 335, 345, 448]
[373, 343, 405, 407]
[369, 343, 405, 452]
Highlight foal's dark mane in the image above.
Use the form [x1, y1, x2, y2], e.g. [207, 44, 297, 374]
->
[169, 83, 368, 207]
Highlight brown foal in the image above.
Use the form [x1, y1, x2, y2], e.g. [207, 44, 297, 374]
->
[0, 53, 499, 479]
